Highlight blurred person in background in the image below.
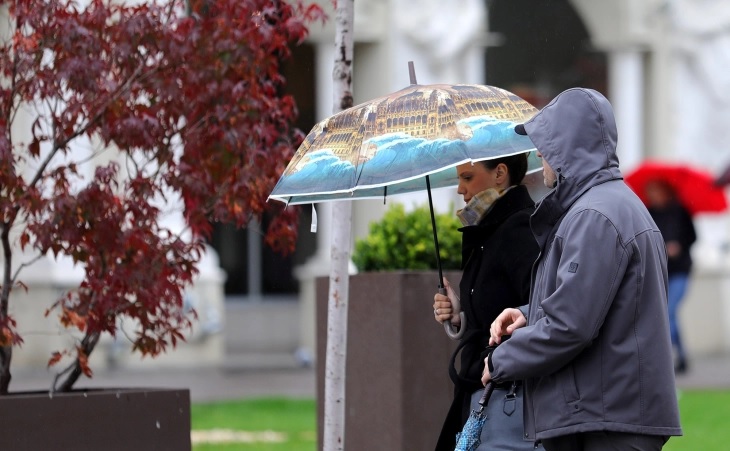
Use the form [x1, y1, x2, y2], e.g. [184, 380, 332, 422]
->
[645, 179, 697, 374]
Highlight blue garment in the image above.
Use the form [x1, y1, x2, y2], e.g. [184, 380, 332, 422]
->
[668, 273, 690, 363]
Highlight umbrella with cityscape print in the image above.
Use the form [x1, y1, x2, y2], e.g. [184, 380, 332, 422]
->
[269, 71, 541, 338]
[268, 83, 541, 205]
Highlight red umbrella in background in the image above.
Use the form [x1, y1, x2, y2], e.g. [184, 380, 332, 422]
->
[624, 161, 728, 215]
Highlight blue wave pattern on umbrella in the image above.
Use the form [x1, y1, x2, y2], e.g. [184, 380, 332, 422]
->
[269, 84, 540, 205]
[355, 133, 470, 187]
[276, 148, 357, 193]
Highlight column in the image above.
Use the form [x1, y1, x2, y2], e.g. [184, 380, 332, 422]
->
[608, 48, 645, 173]
[246, 220, 262, 302]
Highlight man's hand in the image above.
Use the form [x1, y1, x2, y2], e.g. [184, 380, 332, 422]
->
[489, 308, 526, 346]
[481, 360, 492, 386]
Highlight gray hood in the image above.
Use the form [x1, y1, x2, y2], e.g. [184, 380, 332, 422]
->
[520, 88, 623, 237]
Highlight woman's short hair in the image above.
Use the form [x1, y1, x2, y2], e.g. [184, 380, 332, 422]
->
[481, 153, 528, 186]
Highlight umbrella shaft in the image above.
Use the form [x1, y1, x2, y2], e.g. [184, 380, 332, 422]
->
[425, 175, 444, 288]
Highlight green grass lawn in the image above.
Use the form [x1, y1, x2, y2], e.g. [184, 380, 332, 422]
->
[191, 398, 316, 451]
[190, 390, 730, 450]
[664, 389, 730, 450]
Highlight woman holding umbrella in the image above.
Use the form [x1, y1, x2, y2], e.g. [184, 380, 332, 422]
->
[433, 153, 540, 450]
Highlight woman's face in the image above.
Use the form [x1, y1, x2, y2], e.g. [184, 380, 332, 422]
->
[456, 162, 504, 203]
[645, 180, 672, 207]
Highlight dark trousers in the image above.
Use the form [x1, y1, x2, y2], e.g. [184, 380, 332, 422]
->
[542, 431, 669, 451]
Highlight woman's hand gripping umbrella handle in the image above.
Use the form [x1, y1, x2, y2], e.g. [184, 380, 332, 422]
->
[441, 286, 466, 340]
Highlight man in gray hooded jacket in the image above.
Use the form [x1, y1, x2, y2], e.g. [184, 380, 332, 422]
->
[482, 88, 682, 450]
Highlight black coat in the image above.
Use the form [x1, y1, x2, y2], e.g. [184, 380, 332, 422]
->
[648, 201, 696, 275]
[435, 184, 539, 450]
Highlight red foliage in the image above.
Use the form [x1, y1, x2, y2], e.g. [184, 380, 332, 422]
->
[0, 0, 323, 392]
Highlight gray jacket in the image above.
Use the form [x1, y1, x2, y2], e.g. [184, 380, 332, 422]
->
[489, 88, 682, 441]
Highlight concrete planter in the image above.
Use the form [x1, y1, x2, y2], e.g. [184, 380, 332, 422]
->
[316, 271, 460, 451]
[0, 388, 191, 451]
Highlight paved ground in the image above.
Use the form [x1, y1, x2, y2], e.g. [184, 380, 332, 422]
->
[10, 351, 730, 403]
[11, 366, 316, 403]
[672, 352, 730, 390]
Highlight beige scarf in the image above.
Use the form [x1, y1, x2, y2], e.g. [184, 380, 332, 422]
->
[456, 186, 513, 226]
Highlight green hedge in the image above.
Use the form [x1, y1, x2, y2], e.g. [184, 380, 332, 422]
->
[352, 203, 462, 271]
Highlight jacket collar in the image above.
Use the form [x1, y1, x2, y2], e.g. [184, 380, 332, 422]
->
[530, 169, 621, 249]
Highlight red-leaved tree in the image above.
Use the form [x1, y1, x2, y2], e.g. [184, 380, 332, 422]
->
[0, 0, 323, 394]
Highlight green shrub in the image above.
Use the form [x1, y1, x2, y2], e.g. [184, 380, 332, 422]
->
[352, 203, 462, 271]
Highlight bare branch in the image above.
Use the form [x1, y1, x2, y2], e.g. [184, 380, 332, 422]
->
[11, 253, 44, 284]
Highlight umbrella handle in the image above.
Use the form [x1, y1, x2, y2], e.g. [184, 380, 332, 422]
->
[444, 314, 466, 340]
[440, 287, 466, 340]
[478, 381, 495, 409]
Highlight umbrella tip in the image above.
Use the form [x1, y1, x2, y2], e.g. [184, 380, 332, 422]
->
[408, 61, 417, 85]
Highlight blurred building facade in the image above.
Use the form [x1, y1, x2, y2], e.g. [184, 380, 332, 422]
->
[4, 0, 730, 374]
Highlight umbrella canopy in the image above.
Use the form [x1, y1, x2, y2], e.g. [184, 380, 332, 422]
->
[268, 79, 541, 339]
[624, 161, 728, 215]
[268, 83, 542, 205]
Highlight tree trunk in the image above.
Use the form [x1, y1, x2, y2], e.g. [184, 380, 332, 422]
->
[323, 1, 354, 449]
[54, 331, 100, 393]
[0, 223, 13, 395]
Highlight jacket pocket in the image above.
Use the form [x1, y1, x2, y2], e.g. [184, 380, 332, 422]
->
[559, 364, 581, 409]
